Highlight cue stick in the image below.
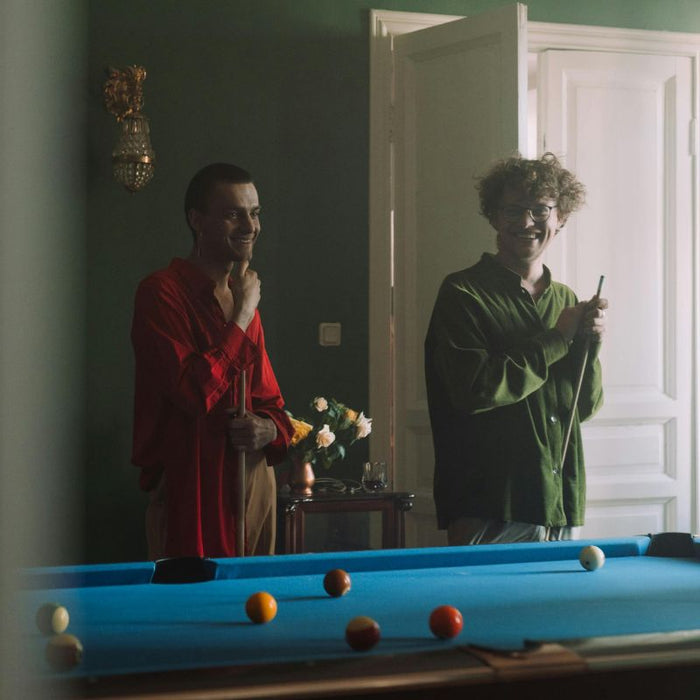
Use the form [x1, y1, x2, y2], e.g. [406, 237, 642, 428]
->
[559, 275, 605, 473]
[236, 370, 247, 557]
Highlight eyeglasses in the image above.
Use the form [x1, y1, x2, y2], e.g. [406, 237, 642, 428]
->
[500, 204, 557, 223]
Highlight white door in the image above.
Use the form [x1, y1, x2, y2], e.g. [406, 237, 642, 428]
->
[390, 3, 529, 547]
[539, 49, 695, 537]
[370, 10, 699, 547]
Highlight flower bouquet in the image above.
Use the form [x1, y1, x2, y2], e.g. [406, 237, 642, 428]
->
[287, 396, 372, 470]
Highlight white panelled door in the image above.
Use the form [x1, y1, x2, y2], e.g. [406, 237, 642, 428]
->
[539, 49, 695, 537]
[369, 10, 699, 547]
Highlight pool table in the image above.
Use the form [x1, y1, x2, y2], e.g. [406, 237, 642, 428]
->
[22, 533, 700, 699]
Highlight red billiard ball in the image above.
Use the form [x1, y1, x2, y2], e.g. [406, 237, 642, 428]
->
[323, 569, 351, 597]
[245, 591, 278, 624]
[345, 616, 381, 651]
[45, 633, 83, 671]
[429, 605, 464, 639]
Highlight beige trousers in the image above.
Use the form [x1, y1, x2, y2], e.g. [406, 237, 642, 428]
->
[146, 450, 276, 560]
[447, 516, 580, 546]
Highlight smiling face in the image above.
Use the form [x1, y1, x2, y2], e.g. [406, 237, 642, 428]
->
[188, 181, 261, 265]
[491, 186, 563, 272]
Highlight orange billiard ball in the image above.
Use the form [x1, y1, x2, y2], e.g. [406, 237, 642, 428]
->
[45, 633, 83, 671]
[345, 616, 381, 651]
[245, 591, 278, 624]
[36, 602, 70, 636]
[429, 605, 464, 639]
[323, 569, 351, 597]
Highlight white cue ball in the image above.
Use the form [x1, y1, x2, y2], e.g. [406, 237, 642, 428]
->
[579, 545, 605, 571]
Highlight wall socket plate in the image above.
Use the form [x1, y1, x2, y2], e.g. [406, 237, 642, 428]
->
[319, 322, 341, 346]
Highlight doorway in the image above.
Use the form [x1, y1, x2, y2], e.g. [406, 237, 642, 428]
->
[369, 6, 700, 547]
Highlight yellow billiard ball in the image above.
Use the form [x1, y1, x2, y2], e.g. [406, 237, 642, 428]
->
[36, 603, 70, 636]
[245, 591, 278, 624]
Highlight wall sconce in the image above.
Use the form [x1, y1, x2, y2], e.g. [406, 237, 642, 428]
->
[102, 65, 155, 192]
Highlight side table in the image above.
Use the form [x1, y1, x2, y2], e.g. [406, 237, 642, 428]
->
[276, 490, 415, 554]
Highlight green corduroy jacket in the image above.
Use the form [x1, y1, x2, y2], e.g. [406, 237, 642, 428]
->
[425, 254, 603, 530]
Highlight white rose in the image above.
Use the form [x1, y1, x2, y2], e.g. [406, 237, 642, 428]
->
[313, 397, 329, 412]
[316, 424, 336, 448]
[354, 413, 372, 439]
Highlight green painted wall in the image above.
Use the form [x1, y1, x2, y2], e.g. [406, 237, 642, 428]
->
[84, 0, 700, 563]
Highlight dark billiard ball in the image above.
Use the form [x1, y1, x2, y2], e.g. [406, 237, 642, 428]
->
[45, 633, 83, 671]
[579, 545, 605, 571]
[323, 569, 351, 597]
[36, 603, 70, 636]
[245, 591, 278, 624]
[429, 605, 464, 639]
[345, 616, 381, 651]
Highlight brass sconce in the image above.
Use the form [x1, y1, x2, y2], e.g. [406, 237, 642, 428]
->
[102, 65, 155, 192]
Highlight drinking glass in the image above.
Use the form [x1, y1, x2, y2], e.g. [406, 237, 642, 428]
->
[362, 461, 388, 491]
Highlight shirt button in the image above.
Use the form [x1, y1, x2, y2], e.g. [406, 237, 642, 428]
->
[549, 414, 558, 424]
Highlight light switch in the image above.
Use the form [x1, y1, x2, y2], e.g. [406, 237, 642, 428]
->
[319, 322, 341, 346]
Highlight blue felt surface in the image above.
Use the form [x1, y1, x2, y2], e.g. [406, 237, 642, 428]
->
[22, 537, 700, 678]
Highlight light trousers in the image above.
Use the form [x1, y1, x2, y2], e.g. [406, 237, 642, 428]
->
[447, 516, 580, 546]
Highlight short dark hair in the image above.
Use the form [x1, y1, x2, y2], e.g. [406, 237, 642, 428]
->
[184, 163, 253, 234]
[476, 152, 585, 222]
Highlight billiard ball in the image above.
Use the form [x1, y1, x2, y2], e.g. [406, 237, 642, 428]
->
[429, 605, 464, 639]
[323, 569, 351, 597]
[345, 616, 381, 651]
[45, 633, 83, 671]
[36, 603, 70, 636]
[245, 591, 278, 624]
[579, 545, 605, 571]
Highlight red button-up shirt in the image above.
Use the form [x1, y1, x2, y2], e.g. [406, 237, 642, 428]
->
[131, 258, 293, 557]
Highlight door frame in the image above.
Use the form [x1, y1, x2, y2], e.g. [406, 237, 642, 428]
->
[368, 9, 700, 531]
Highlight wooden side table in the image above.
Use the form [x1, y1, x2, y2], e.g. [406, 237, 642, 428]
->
[276, 491, 415, 554]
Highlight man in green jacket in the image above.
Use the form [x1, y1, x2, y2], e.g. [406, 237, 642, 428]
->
[425, 153, 607, 545]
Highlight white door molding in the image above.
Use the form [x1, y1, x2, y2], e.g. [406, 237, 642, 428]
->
[368, 10, 462, 484]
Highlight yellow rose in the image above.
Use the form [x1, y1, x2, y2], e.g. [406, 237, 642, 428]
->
[345, 408, 359, 423]
[290, 418, 313, 446]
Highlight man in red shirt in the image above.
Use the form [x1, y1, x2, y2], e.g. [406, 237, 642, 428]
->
[131, 163, 293, 559]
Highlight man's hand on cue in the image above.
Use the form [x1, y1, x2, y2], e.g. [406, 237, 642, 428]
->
[226, 409, 277, 452]
[581, 296, 608, 341]
[555, 303, 587, 343]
